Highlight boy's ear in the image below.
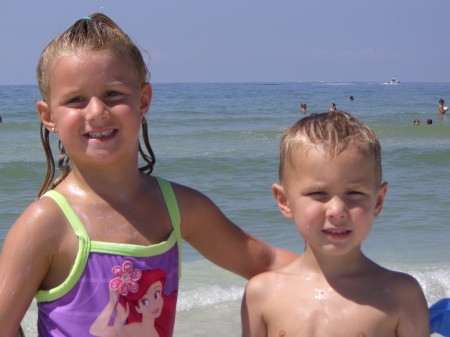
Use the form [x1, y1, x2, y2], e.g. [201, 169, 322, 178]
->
[272, 183, 293, 219]
[140, 83, 152, 115]
[374, 182, 388, 218]
[36, 100, 55, 131]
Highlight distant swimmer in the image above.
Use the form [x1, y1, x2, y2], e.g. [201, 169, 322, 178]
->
[414, 119, 420, 125]
[301, 103, 307, 114]
[350, 96, 354, 101]
[427, 119, 432, 125]
[439, 99, 448, 114]
[0, 116, 2, 123]
[329, 103, 336, 111]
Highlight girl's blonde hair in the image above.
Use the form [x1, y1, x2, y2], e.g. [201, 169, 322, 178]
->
[279, 111, 382, 185]
[36, 13, 155, 199]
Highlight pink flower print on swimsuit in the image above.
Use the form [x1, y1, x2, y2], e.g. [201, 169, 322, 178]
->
[110, 261, 142, 296]
[90, 261, 178, 337]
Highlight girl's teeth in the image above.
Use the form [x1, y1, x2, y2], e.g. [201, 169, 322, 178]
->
[88, 129, 114, 138]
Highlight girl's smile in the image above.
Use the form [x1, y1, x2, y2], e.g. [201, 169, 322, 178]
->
[38, 51, 151, 168]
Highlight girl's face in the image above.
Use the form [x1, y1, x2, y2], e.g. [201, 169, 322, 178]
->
[37, 51, 151, 170]
[136, 280, 164, 318]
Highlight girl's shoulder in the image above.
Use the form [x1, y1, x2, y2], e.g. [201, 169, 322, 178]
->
[0, 195, 75, 297]
[11, 195, 71, 247]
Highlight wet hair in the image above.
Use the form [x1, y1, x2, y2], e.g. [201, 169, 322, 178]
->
[35, 13, 155, 199]
[414, 119, 420, 125]
[439, 99, 444, 105]
[427, 119, 432, 125]
[278, 111, 382, 185]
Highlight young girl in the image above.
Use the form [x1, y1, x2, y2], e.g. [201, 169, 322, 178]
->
[0, 13, 296, 336]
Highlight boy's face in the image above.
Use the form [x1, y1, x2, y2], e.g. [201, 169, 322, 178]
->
[273, 145, 387, 257]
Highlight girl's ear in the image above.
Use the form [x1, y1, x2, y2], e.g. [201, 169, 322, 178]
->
[272, 183, 293, 219]
[36, 100, 55, 131]
[140, 83, 152, 115]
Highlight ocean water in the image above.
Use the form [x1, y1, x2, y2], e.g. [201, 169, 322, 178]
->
[0, 82, 449, 336]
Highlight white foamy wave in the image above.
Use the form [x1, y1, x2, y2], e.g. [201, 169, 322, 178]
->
[409, 267, 450, 305]
[177, 285, 244, 311]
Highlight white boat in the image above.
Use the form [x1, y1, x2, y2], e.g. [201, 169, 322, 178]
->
[387, 78, 400, 84]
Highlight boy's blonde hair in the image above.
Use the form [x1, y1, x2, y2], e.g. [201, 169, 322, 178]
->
[279, 111, 382, 184]
[35, 13, 154, 199]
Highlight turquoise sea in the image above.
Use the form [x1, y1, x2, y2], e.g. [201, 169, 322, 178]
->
[1, 82, 449, 336]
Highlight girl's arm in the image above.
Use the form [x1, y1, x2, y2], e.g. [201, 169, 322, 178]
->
[0, 199, 59, 336]
[173, 183, 298, 280]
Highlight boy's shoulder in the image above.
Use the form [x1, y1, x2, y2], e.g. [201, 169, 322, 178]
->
[371, 265, 424, 299]
[244, 258, 300, 299]
[366, 262, 420, 287]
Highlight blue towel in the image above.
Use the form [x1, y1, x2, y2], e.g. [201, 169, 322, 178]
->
[430, 298, 450, 336]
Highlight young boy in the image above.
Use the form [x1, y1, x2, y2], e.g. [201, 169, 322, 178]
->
[241, 112, 429, 337]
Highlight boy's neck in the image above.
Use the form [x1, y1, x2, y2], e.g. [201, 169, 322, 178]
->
[300, 245, 374, 279]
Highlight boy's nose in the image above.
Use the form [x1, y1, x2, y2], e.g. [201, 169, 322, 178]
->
[326, 196, 347, 219]
[85, 97, 109, 121]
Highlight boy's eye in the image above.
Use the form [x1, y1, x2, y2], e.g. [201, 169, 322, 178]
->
[106, 91, 122, 97]
[307, 191, 326, 196]
[306, 191, 329, 201]
[348, 191, 364, 195]
[347, 191, 365, 199]
[67, 97, 83, 104]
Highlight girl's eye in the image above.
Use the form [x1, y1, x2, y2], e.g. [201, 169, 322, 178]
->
[141, 299, 149, 306]
[155, 291, 161, 300]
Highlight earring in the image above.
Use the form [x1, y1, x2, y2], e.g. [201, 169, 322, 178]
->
[51, 127, 55, 132]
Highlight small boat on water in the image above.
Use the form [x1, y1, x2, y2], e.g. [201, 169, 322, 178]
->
[387, 78, 400, 84]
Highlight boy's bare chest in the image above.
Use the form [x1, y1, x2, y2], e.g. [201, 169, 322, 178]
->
[265, 282, 397, 337]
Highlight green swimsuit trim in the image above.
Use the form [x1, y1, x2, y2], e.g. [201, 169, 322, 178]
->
[35, 177, 181, 303]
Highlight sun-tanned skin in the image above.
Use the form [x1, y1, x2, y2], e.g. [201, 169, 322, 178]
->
[241, 113, 429, 337]
[0, 30, 298, 337]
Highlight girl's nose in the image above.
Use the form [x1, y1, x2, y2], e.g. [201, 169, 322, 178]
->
[325, 196, 348, 219]
[85, 97, 109, 121]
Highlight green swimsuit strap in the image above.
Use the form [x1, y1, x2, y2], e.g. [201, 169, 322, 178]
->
[36, 190, 91, 302]
[155, 177, 182, 273]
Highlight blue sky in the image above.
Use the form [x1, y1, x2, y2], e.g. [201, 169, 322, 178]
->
[1, 0, 449, 84]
